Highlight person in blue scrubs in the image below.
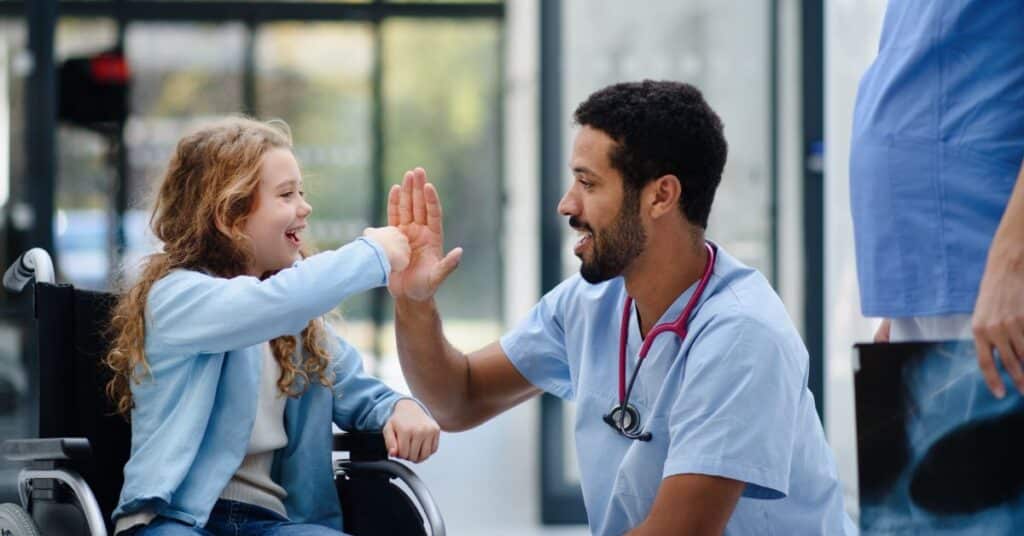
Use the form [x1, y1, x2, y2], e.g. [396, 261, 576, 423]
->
[389, 81, 853, 535]
[851, 1, 1024, 395]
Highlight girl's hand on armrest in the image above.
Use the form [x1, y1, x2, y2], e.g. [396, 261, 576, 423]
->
[383, 399, 441, 462]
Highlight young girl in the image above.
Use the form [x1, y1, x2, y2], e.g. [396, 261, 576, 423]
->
[105, 117, 439, 535]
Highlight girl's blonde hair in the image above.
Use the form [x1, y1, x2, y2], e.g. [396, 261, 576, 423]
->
[105, 117, 332, 418]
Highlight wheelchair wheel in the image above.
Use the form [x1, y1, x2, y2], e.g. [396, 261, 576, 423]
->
[0, 503, 40, 536]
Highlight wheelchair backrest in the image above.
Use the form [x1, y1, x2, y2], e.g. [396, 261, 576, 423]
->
[34, 282, 130, 530]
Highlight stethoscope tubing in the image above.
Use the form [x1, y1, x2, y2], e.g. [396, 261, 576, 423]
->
[608, 242, 717, 440]
[616, 242, 717, 405]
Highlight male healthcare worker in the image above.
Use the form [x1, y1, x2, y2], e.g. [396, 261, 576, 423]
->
[388, 81, 853, 535]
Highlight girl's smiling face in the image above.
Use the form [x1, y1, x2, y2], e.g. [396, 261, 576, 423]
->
[242, 148, 312, 276]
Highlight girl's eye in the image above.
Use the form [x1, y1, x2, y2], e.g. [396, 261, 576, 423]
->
[298, 190, 306, 198]
[281, 191, 294, 198]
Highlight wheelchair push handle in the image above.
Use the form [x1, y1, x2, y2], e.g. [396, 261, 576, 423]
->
[4, 248, 55, 292]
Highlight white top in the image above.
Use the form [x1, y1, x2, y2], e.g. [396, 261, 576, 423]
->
[219, 342, 289, 515]
[116, 343, 289, 533]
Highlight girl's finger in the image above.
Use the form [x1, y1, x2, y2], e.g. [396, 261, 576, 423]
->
[382, 421, 398, 457]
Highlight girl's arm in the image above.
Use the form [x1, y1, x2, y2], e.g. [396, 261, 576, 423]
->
[328, 325, 439, 462]
[328, 330, 405, 431]
[147, 237, 390, 355]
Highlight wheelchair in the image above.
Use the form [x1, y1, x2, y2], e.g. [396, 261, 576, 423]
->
[0, 248, 445, 536]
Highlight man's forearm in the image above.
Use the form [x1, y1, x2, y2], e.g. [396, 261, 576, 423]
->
[394, 297, 471, 430]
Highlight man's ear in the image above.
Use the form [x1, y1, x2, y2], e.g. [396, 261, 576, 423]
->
[647, 174, 682, 220]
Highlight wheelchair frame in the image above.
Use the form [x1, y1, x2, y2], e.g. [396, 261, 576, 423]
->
[1, 248, 445, 536]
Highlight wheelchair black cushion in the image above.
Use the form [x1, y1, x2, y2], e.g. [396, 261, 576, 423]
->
[33, 283, 130, 532]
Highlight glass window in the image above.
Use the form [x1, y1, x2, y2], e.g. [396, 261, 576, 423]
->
[387, 0, 500, 3]
[378, 18, 503, 359]
[0, 18, 30, 504]
[52, 19, 117, 291]
[255, 21, 376, 348]
[125, 0, 372, 3]
[0, 18, 25, 220]
[120, 22, 246, 282]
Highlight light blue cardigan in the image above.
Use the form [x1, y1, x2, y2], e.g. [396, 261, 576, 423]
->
[112, 237, 405, 530]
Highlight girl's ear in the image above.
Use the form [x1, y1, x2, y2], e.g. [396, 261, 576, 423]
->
[214, 215, 233, 238]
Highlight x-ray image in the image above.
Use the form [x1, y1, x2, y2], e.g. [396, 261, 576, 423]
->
[855, 341, 1024, 534]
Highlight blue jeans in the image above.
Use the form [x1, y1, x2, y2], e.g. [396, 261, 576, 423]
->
[121, 499, 348, 536]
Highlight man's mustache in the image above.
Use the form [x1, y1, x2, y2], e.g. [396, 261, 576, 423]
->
[568, 216, 592, 234]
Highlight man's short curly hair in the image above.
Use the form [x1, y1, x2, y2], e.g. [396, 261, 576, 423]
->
[573, 80, 727, 229]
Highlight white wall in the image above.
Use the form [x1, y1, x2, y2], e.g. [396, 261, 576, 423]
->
[776, 0, 805, 331]
[823, 0, 887, 521]
[562, 0, 774, 276]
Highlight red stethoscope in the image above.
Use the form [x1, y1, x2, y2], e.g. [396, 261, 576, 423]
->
[602, 242, 716, 441]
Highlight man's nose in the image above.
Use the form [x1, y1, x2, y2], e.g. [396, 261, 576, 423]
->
[557, 188, 578, 217]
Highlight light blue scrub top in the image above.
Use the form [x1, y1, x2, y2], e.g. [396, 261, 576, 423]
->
[501, 245, 853, 535]
[850, 0, 1024, 318]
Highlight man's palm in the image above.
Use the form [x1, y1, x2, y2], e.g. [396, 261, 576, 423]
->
[387, 169, 462, 301]
[389, 222, 441, 300]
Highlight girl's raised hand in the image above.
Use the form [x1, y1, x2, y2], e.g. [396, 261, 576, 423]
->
[382, 399, 441, 463]
[363, 226, 411, 273]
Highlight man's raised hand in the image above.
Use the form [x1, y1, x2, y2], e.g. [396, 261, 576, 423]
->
[387, 167, 463, 301]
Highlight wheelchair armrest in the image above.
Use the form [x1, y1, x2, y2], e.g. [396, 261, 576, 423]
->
[333, 431, 388, 462]
[3, 439, 108, 535]
[2, 438, 91, 463]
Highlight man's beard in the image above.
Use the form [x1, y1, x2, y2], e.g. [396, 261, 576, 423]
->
[572, 191, 647, 284]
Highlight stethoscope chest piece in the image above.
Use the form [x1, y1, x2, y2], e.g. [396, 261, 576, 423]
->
[605, 403, 641, 434]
